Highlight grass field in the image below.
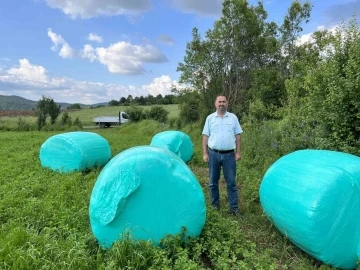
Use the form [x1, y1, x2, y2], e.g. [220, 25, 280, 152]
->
[0, 104, 180, 129]
[68, 104, 180, 126]
[0, 120, 340, 269]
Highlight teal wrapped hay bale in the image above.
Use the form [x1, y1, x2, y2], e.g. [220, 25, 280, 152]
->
[259, 149, 360, 270]
[89, 145, 206, 248]
[40, 131, 111, 173]
[150, 130, 194, 163]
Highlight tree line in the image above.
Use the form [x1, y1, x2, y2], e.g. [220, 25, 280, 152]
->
[108, 94, 176, 106]
[175, 0, 360, 156]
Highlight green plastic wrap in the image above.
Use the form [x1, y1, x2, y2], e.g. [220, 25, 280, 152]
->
[150, 131, 194, 163]
[260, 150, 360, 269]
[89, 146, 206, 248]
[40, 131, 111, 173]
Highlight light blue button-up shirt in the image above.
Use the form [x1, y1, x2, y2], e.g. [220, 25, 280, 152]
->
[202, 111, 243, 151]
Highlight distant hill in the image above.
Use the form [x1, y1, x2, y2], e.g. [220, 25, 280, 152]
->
[0, 95, 37, 110]
[0, 95, 108, 110]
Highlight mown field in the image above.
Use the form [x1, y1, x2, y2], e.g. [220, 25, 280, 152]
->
[0, 118, 343, 269]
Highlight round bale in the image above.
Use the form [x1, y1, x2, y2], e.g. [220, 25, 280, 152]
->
[40, 131, 111, 173]
[260, 149, 360, 269]
[150, 130, 194, 163]
[89, 145, 206, 248]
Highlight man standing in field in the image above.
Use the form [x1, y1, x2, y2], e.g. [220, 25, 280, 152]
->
[202, 94, 243, 216]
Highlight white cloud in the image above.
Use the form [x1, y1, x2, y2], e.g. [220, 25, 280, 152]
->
[82, 41, 168, 75]
[49, 28, 168, 75]
[0, 59, 177, 104]
[81, 44, 97, 62]
[157, 34, 175, 46]
[172, 0, 223, 16]
[88, 33, 103, 43]
[47, 28, 75, 59]
[7, 59, 48, 82]
[141, 75, 178, 96]
[45, 0, 151, 19]
[296, 25, 338, 46]
[59, 43, 75, 59]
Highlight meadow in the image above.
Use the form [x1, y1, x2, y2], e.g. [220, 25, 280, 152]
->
[0, 104, 180, 129]
[0, 117, 344, 269]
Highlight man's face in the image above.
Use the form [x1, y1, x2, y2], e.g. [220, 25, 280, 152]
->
[215, 96, 227, 112]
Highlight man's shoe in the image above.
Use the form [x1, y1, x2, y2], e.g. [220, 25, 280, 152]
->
[230, 209, 240, 216]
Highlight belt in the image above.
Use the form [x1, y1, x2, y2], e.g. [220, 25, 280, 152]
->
[209, 148, 234, 154]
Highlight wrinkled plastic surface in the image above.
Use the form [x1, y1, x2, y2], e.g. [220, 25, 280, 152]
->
[260, 150, 360, 270]
[150, 131, 194, 163]
[40, 131, 111, 173]
[89, 146, 206, 248]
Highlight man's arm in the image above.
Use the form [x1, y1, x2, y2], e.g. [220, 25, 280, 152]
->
[235, 134, 241, 161]
[203, 135, 209, 162]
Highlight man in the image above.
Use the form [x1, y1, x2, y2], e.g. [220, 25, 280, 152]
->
[202, 94, 243, 216]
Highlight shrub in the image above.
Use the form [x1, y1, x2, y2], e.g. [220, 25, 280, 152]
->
[146, 106, 169, 123]
[125, 106, 145, 122]
[73, 117, 83, 128]
[60, 112, 72, 126]
[178, 91, 201, 125]
[16, 118, 34, 131]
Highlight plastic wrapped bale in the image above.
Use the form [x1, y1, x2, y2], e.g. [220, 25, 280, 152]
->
[89, 145, 206, 248]
[259, 149, 360, 270]
[150, 131, 194, 163]
[40, 131, 111, 173]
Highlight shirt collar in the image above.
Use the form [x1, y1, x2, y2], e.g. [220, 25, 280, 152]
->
[215, 111, 229, 117]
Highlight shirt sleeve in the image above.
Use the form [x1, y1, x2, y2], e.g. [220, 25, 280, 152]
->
[202, 116, 210, 136]
[233, 114, 243, 135]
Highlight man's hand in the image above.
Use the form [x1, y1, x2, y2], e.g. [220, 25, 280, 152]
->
[203, 153, 209, 162]
[235, 152, 241, 161]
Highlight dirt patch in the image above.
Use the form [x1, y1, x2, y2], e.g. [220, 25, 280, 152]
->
[0, 110, 35, 117]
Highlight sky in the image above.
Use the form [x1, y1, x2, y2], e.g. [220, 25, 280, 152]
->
[0, 0, 359, 105]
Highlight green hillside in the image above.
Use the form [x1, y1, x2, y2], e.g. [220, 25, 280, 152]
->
[0, 95, 106, 110]
[0, 95, 37, 110]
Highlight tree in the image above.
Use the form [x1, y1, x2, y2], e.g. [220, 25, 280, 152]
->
[138, 95, 146, 105]
[48, 99, 61, 125]
[126, 95, 133, 104]
[279, 0, 312, 77]
[285, 20, 360, 155]
[177, 0, 312, 118]
[33, 96, 61, 130]
[109, 100, 120, 106]
[67, 103, 81, 110]
[119, 97, 127, 104]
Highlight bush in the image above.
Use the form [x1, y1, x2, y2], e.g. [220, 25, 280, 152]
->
[16, 118, 34, 131]
[146, 106, 169, 123]
[169, 118, 177, 128]
[125, 106, 145, 122]
[73, 117, 83, 128]
[178, 91, 201, 125]
[60, 112, 72, 126]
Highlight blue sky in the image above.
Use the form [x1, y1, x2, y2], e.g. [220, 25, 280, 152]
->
[0, 0, 359, 105]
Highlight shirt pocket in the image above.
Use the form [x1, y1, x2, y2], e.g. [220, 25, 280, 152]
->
[225, 120, 235, 133]
[210, 123, 220, 134]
